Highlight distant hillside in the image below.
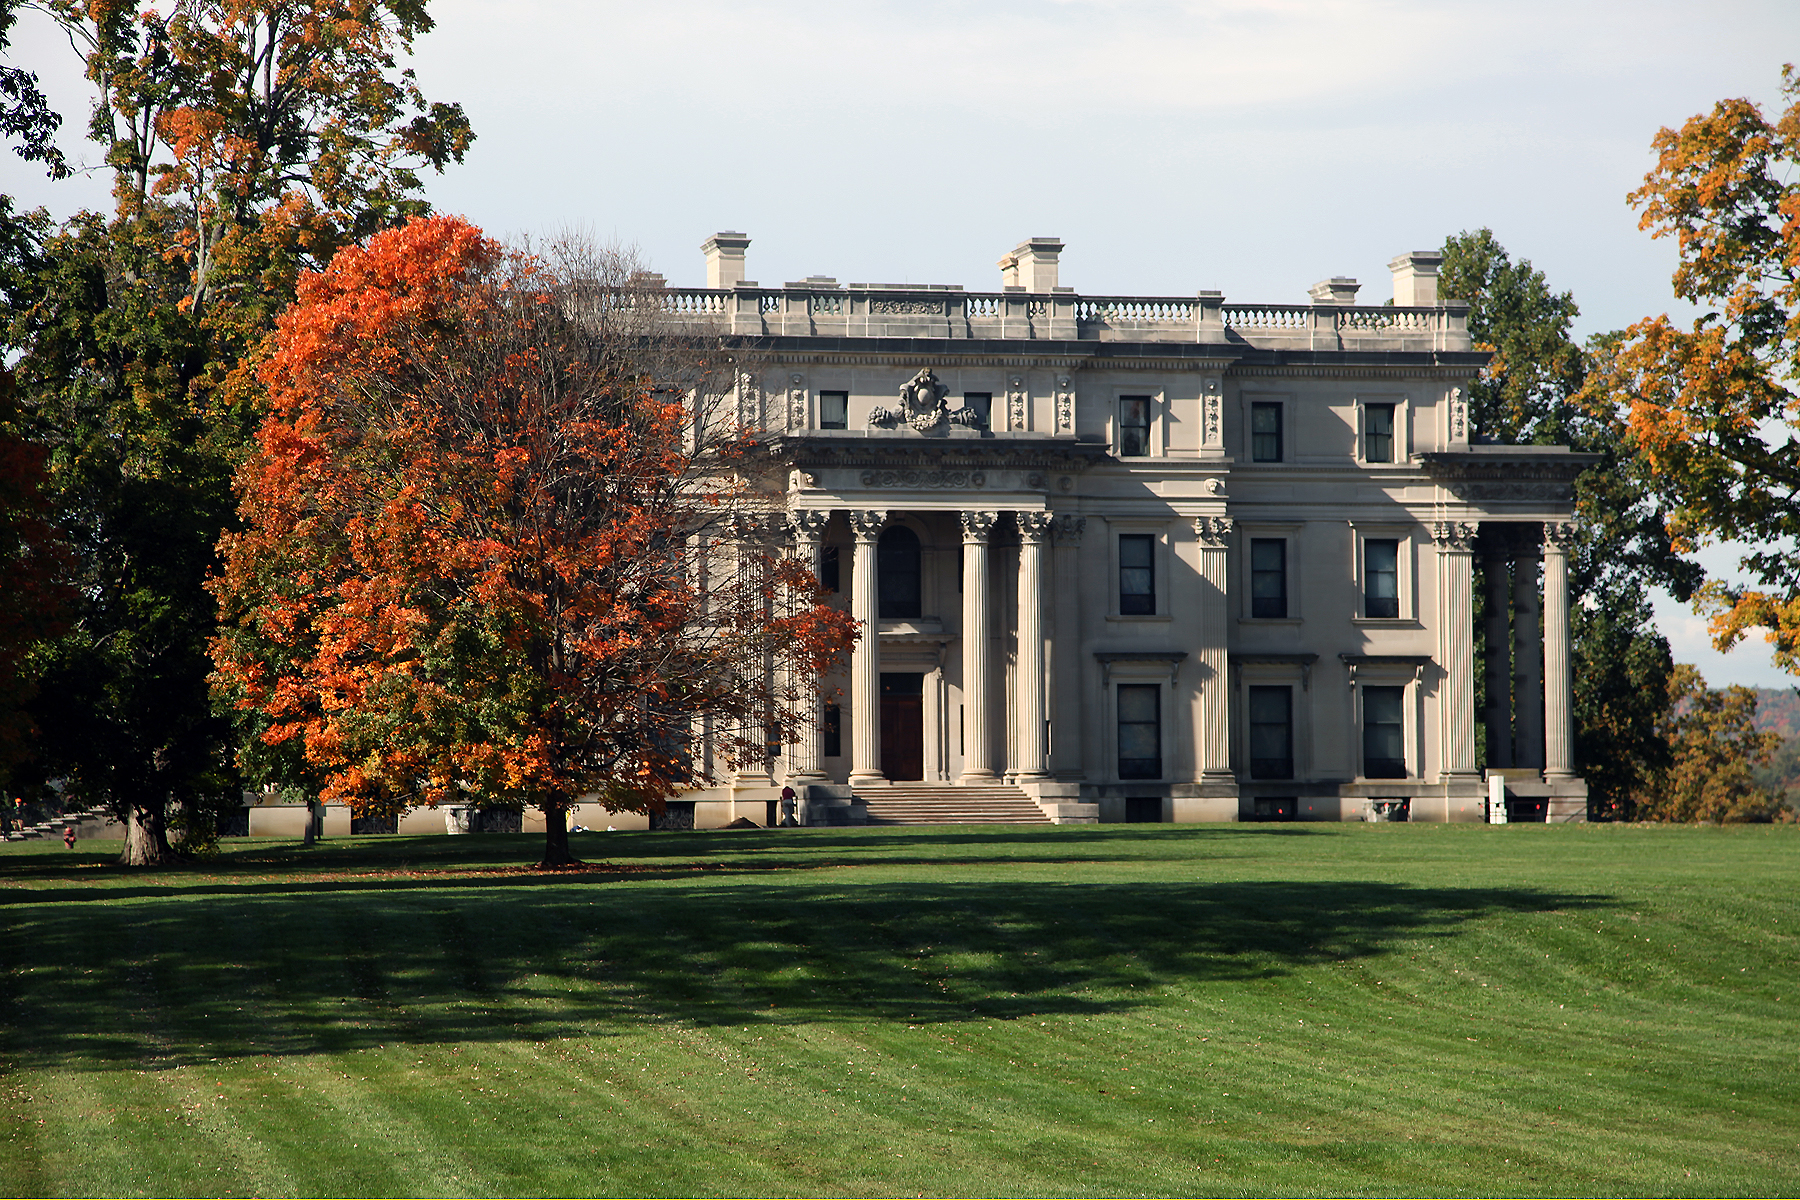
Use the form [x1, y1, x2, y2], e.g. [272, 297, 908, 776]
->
[1752, 687, 1800, 740]
[1752, 687, 1800, 808]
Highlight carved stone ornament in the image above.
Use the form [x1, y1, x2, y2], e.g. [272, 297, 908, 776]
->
[870, 297, 942, 316]
[1449, 386, 1467, 442]
[788, 372, 806, 433]
[1008, 374, 1027, 431]
[1055, 376, 1075, 433]
[1017, 511, 1055, 543]
[1431, 520, 1479, 552]
[868, 367, 971, 432]
[859, 468, 986, 489]
[1203, 382, 1222, 447]
[732, 511, 789, 542]
[1543, 521, 1580, 551]
[1053, 514, 1086, 545]
[737, 371, 761, 428]
[1194, 515, 1234, 547]
[849, 510, 889, 541]
[789, 508, 831, 541]
[960, 510, 1000, 541]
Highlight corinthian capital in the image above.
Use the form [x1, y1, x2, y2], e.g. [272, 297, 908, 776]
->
[1431, 520, 1479, 552]
[789, 508, 831, 542]
[1016, 511, 1054, 543]
[1193, 515, 1234, 547]
[960, 510, 999, 541]
[848, 510, 889, 542]
[1543, 521, 1580, 551]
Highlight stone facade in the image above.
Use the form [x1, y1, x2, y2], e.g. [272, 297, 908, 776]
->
[665, 236, 1590, 827]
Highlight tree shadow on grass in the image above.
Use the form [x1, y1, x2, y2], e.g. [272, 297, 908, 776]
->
[0, 869, 1616, 1071]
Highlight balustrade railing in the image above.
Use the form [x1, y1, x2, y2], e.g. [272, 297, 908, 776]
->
[649, 287, 1462, 348]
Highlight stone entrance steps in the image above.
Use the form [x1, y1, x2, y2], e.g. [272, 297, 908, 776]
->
[858, 784, 1051, 826]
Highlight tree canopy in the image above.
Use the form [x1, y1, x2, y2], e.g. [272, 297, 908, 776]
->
[211, 217, 856, 866]
[1589, 64, 1800, 673]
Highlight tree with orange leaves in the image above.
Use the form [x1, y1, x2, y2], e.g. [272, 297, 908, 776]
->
[211, 217, 856, 866]
[1587, 65, 1800, 674]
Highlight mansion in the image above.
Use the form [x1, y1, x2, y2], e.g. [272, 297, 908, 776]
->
[653, 233, 1592, 829]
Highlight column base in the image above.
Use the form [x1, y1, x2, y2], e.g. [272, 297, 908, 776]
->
[958, 771, 1000, 786]
[847, 771, 887, 788]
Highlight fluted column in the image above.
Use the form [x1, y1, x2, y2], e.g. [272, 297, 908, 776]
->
[1482, 544, 1512, 768]
[730, 513, 781, 787]
[1051, 515, 1086, 779]
[1194, 516, 1235, 783]
[848, 510, 887, 787]
[1512, 532, 1544, 769]
[786, 509, 831, 783]
[1543, 523, 1576, 779]
[1012, 512, 1053, 780]
[960, 510, 1000, 784]
[1433, 521, 1479, 778]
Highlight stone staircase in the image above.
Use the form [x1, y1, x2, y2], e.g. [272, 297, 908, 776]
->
[3, 805, 114, 841]
[858, 783, 1051, 826]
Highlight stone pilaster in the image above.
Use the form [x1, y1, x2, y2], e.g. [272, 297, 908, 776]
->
[960, 510, 1000, 784]
[1012, 512, 1053, 780]
[1512, 532, 1544, 770]
[730, 512, 784, 787]
[786, 509, 832, 783]
[1433, 521, 1480, 779]
[1194, 516, 1235, 784]
[848, 510, 887, 787]
[1543, 523, 1576, 779]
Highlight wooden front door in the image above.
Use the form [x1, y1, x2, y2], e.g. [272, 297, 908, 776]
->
[880, 673, 924, 781]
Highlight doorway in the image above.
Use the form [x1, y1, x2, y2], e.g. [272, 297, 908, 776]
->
[880, 673, 924, 781]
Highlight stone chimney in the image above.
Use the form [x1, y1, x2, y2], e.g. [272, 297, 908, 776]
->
[1389, 251, 1442, 306]
[998, 237, 1064, 291]
[701, 231, 751, 289]
[1307, 277, 1361, 305]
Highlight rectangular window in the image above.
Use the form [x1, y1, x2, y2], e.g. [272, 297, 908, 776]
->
[962, 392, 991, 431]
[822, 703, 842, 759]
[1248, 686, 1293, 779]
[821, 544, 840, 593]
[1365, 539, 1399, 619]
[1119, 534, 1155, 615]
[819, 391, 848, 430]
[1250, 538, 1287, 618]
[1363, 686, 1406, 778]
[1364, 403, 1394, 462]
[1120, 395, 1151, 457]
[1251, 402, 1283, 462]
[1117, 685, 1161, 780]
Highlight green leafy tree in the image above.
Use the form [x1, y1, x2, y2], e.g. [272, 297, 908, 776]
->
[1636, 665, 1785, 822]
[1441, 230, 1696, 819]
[6, 0, 472, 864]
[1586, 65, 1800, 673]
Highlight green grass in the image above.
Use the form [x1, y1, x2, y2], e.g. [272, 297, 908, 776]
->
[1, 823, 1796, 1197]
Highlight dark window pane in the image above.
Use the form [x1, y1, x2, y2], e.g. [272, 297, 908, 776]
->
[1252, 402, 1283, 462]
[1120, 395, 1151, 457]
[821, 544, 840, 593]
[1363, 685, 1406, 778]
[963, 393, 991, 430]
[877, 526, 921, 618]
[1119, 534, 1154, 615]
[1249, 686, 1293, 779]
[1251, 538, 1287, 618]
[819, 391, 849, 430]
[1118, 684, 1160, 779]
[822, 703, 841, 758]
[1364, 403, 1393, 463]
[1365, 538, 1399, 618]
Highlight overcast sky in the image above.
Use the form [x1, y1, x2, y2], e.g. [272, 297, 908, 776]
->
[8, 0, 1799, 686]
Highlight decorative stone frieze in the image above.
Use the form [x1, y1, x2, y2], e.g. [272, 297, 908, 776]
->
[1430, 520, 1479, 551]
[1055, 375, 1074, 433]
[1193, 515, 1234, 547]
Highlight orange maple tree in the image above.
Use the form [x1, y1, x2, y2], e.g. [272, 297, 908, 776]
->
[211, 216, 854, 865]
[1586, 65, 1800, 673]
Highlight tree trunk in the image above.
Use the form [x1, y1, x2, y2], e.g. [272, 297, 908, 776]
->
[539, 804, 581, 868]
[120, 804, 173, 867]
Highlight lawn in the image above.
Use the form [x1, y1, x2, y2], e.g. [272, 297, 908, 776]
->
[0, 822, 1795, 1197]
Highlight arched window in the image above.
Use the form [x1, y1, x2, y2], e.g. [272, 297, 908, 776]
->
[878, 526, 922, 619]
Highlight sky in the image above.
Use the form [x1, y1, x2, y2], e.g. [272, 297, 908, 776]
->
[7, 0, 1799, 688]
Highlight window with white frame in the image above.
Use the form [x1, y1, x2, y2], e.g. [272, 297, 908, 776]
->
[818, 390, 848, 430]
